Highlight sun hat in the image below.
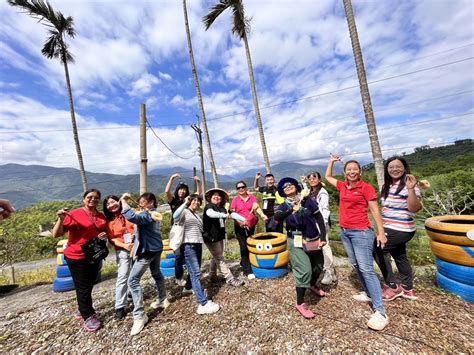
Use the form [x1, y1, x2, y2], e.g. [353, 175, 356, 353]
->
[205, 188, 230, 205]
[277, 177, 301, 197]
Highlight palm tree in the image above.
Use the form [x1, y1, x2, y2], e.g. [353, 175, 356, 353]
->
[8, 0, 88, 192]
[203, 0, 272, 174]
[343, 0, 384, 189]
[183, 0, 219, 188]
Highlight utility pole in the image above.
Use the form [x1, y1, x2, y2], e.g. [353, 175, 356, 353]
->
[191, 124, 206, 201]
[193, 167, 198, 192]
[140, 104, 148, 194]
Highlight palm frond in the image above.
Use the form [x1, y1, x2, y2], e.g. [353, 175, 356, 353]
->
[230, 0, 248, 38]
[203, 0, 231, 30]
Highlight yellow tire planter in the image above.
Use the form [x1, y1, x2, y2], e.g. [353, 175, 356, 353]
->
[250, 249, 289, 268]
[425, 215, 474, 247]
[429, 240, 474, 267]
[56, 239, 67, 254]
[247, 232, 287, 255]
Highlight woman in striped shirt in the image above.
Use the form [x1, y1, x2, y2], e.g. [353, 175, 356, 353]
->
[375, 157, 422, 301]
[173, 194, 220, 315]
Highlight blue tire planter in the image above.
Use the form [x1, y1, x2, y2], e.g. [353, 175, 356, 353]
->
[56, 265, 71, 278]
[53, 276, 75, 292]
[251, 265, 288, 279]
[436, 258, 474, 286]
[160, 266, 175, 277]
[436, 271, 474, 303]
[160, 258, 175, 268]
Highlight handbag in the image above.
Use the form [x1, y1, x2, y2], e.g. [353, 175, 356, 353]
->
[82, 237, 109, 262]
[169, 222, 185, 251]
[80, 208, 109, 262]
[303, 237, 322, 253]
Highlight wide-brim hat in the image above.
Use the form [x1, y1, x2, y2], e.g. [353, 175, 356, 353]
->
[205, 188, 229, 204]
[277, 177, 301, 197]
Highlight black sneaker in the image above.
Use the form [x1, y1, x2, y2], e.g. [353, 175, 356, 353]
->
[114, 308, 126, 321]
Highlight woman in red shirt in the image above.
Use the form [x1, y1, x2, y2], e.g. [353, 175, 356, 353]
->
[103, 195, 135, 321]
[326, 155, 388, 331]
[52, 189, 107, 332]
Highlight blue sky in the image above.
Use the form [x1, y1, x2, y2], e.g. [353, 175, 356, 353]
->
[0, 0, 473, 176]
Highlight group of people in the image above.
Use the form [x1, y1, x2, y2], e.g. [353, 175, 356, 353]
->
[50, 154, 422, 335]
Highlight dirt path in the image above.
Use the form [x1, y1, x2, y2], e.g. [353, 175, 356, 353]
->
[0, 260, 472, 352]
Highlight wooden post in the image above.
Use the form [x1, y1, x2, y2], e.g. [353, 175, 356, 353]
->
[193, 167, 198, 192]
[140, 104, 148, 194]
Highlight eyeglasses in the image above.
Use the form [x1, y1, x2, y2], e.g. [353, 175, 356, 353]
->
[236, 186, 246, 190]
[282, 183, 294, 189]
[85, 196, 100, 201]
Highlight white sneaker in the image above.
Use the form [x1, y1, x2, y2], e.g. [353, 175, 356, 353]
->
[182, 287, 194, 295]
[150, 298, 170, 310]
[130, 314, 148, 336]
[197, 300, 220, 315]
[367, 311, 389, 331]
[247, 273, 256, 280]
[175, 278, 187, 287]
[353, 291, 372, 302]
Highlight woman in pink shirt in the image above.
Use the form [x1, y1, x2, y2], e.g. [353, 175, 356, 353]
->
[230, 181, 267, 279]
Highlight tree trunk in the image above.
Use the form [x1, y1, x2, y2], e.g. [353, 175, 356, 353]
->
[183, 0, 219, 188]
[343, 0, 384, 189]
[242, 33, 272, 175]
[62, 53, 88, 192]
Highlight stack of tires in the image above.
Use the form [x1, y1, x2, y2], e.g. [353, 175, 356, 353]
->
[426, 215, 474, 303]
[53, 239, 74, 292]
[160, 239, 176, 277]
[247, 232, 289, 279]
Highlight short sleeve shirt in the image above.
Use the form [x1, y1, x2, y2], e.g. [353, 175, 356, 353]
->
[169, 197, 184, 223]
[231, 194, 258, 228]
[258, 186, 277, 217]
[336, 180, 378, 229]
[106, 214, 135, 250]
[382, 183, 421, 232]
[62, 208, 107, 260]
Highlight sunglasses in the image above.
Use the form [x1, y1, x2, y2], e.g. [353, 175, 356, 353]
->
[282, 183, 294, 189]
[236, 186, 247, 190]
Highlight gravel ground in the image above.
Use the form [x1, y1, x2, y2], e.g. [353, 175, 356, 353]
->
[1, 255, 473, 353]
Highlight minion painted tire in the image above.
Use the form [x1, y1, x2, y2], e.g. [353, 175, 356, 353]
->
[160, 266, 175, 278]
[160, 258, 175, 269]
[52, 276, 75, 292]
[161, 250, 176, 259]
[425, 215, 474, 246]
[57, 253, 67, 265]
[247, 232, 287, 255]
[436, 271, 474, 303]
[251, 265, 288, 279]
[56, 265, 71, 278]
[430, 240, 474, 266]
[435, 258, 474, 286]
[162, 239, 173, 251]
[250, 250, 289, 269]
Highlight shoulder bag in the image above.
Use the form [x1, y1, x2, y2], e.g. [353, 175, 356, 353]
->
[81, 208, 109, 263]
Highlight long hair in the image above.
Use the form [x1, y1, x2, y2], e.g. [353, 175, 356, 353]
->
[307, 171, 323, 197]
[139, 192, 157, 208]
[174, 182, 190, 200]
[103, 195, 121, 221]
[381, 156, 410, 199]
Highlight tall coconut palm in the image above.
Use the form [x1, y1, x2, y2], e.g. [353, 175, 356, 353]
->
[8, 0, 88, 192]
[183, 0, 219, 188]
[343, 0, 384, 189]
[203, 0, 272, 174]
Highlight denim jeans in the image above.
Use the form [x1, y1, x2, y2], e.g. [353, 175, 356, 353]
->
[115, 249, 132, 309]
[128, 251, 166, 320]
[340, 228, 385, 315]
[183, 243, 208, 306]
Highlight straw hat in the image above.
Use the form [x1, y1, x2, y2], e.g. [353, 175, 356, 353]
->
[205, 188, 229, 205]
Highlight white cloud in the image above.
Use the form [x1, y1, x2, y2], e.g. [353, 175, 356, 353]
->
[128, 73, 161, 97]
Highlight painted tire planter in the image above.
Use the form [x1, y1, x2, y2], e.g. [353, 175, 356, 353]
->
[56, 239, 68, 254]
[429, 240, 474, 267]
[436, 271, 474, 303]
[160, 266, 175, 277]
[53, 276, 75, 292]
[436, 258, 474, 286]
[247, 232, 287, 255]
[57, 253, 67, 266]
[250, 250, 289, 269]
[56, 265, 72, 278]
[161, 250, 176, 259]
[425, 215, 474, 246]
[160, 258, 176, 269]
[251, 265, 288, 279]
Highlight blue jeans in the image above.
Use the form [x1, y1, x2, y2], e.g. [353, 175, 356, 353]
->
[183, 243, 208, 306]
[340, 228, 385, 315]
[115, 249, 132, 309]
[128, 251, 166, 320]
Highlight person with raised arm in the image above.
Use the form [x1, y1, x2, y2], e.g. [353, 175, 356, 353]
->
[325, 154, 388, 331]
[0, 199, 15, 220]
[254, 172, 282, 232]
